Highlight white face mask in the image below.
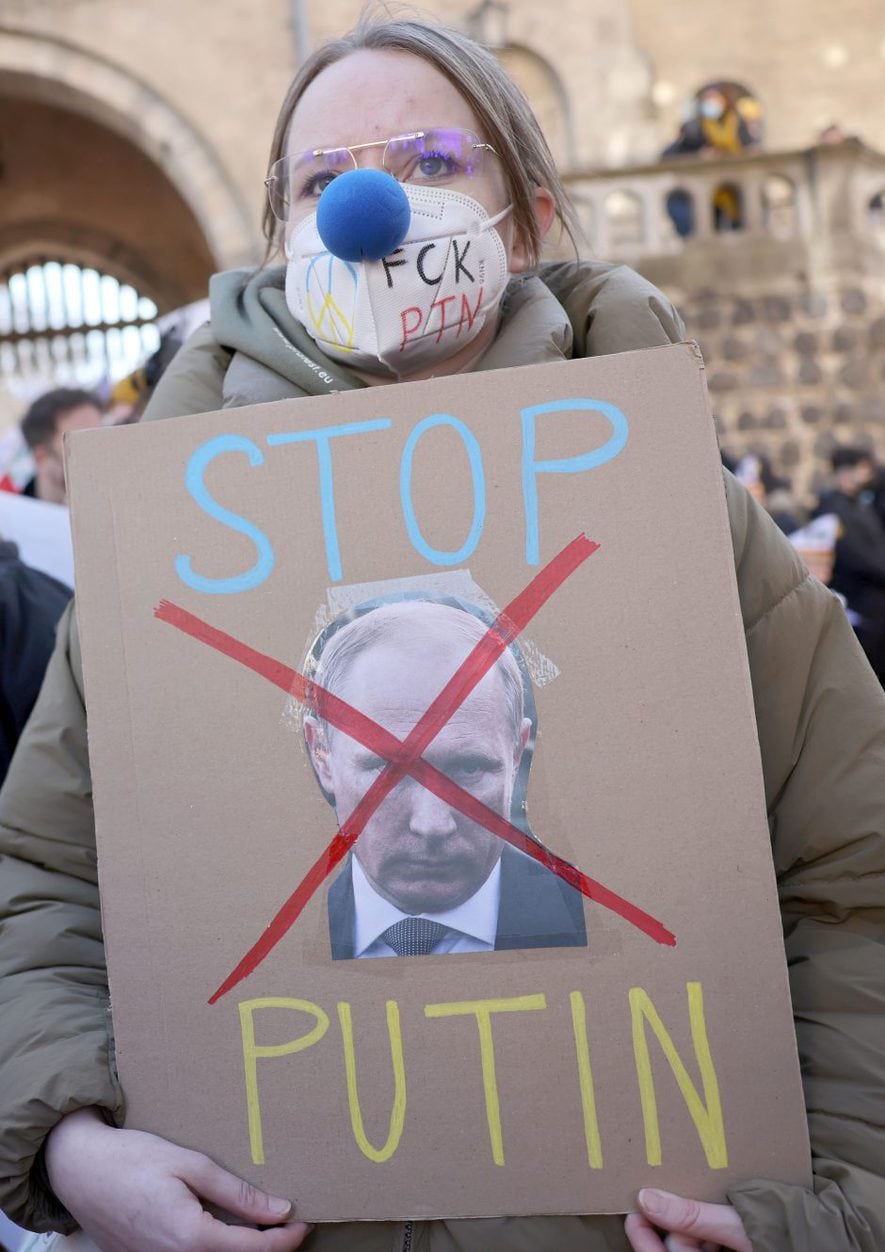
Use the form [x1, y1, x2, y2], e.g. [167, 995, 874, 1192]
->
[700, 97, 725, 120]
[284, 183, 512, 376]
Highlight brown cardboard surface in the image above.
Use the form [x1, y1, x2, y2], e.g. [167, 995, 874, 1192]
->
[66, 345, 811, 1220]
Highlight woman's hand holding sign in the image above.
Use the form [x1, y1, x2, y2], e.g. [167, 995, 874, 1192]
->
[625, 1188, 752, 1251]
[46, 1108, 312, 1251]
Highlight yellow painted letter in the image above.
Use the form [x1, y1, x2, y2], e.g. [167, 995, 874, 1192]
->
[337, 1000, 407, 1163]
[629, 981, 727, 1169]
[238, 997, 330, 1165]
[570, 991, 603, 1168]
[425, 995, 546, 1165]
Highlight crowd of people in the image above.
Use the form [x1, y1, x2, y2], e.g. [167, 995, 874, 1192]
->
[722, 446, 885, 685]
[0, 13, 883, 1252]
[0, 389, 98, 791]
[0, 357, 179, 796]
[0, 330, 190, 797]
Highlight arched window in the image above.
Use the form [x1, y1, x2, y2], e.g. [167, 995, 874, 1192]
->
[605, 191, 645, 248]
[664, 188, 696, 240]
[712, 182, 744, 232]
[0, 258, 159, 393]
[762, 175, 798, 237]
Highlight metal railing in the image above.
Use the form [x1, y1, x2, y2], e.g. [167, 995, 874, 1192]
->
[0, 257, 160, 393]
[558, 139, 885, 272]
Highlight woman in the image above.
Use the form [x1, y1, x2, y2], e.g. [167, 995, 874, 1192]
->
[1, 17, 883, 1252]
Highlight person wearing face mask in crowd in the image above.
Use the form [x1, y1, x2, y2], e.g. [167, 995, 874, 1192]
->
[1, 17, 884, 1252]
[662, 84, 762, 235]
[663, 85, 762, 162]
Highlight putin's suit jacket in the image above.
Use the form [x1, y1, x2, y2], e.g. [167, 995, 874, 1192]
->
[327, 843, 588, 959]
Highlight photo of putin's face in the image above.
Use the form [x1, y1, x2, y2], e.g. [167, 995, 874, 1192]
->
[304, 601, 531, 916]
[304, 596, 587, 960]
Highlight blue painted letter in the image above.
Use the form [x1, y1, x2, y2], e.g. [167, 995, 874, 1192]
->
[176, 435, 275, 594]
[400, 414, 486, 566]
[266, 419, 392, 582]
[521, 398, 629, 565]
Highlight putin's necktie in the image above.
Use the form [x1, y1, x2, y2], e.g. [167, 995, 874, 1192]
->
[382, 917, 449, 956]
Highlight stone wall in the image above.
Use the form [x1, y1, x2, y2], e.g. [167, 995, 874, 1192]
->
[563, 140, 885, 507]
[681, 279, 885, 502]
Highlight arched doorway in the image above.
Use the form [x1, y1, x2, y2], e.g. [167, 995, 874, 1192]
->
[0, 30, 259, 406]
[0, 89, 212, 404]
[0, 92, 218, 310]
[0, 29, 258, 272]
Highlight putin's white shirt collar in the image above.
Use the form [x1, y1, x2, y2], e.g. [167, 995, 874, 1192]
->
[351, 854, 502, 958]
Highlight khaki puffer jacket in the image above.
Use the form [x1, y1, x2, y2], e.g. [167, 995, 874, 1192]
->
[0, 262, 883, 1250]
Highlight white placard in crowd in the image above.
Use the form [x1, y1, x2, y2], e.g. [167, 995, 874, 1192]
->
[0, 491, 74, 589]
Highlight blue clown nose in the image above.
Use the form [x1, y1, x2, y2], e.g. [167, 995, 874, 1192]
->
[316, 168, 412, 263]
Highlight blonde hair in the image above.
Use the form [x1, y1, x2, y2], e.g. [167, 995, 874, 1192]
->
[262, 16, 577, 264]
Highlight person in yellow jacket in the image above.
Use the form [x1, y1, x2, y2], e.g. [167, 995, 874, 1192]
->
[662, 82, 762, 233]
[1, 17, 883, 1252]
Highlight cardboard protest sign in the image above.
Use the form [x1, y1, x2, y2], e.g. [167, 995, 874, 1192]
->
[66, 345, 811, 1221]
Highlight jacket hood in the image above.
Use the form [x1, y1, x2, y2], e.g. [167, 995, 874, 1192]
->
[209, 265, 363, 398]
[208, 263, 575, 404]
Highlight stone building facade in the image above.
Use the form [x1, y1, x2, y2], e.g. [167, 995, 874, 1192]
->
[2, 0, 885, 491]
[563, 139, 885, 500]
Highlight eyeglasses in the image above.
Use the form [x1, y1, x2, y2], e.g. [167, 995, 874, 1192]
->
[265, 127, 497, 223]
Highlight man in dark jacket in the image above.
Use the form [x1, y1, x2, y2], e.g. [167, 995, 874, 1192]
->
[815, 446, 885, 684]
[0, 540, 71, 784]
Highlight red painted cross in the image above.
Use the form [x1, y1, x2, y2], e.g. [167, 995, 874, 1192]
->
[154, 534, 676, 1005]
